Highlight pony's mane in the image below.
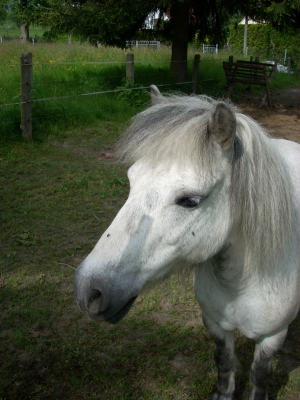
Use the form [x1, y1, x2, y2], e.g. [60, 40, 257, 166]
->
[116, 95, 217, 169]
[116, 94, 296, 273]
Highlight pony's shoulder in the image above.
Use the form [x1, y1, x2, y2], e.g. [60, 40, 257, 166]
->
[272, 138, 300, 164]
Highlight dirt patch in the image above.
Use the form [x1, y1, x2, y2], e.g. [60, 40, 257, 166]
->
[235, 86, 300, 144]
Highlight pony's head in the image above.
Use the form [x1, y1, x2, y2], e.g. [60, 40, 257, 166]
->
[74, 86, 293, 324]
[74, 86, 239, 323]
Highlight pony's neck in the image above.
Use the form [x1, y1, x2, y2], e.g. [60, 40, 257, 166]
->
[211, 235, 250, 288]
[212, 226, 296, 289]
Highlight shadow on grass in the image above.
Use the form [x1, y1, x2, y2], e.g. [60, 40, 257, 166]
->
[0, 278, 211, 399]
[1, 274, 299, 400]
[234, 311, 300, 400]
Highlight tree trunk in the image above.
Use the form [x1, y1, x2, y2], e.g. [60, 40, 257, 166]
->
[20, 21, 29, 43]
[170, 1, 190, 83]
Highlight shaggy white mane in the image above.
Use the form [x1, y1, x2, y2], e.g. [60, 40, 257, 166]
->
[116, 94, 297, 273]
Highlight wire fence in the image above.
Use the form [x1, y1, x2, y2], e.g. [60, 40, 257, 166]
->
[1, 47, 296, 141]
[217, 46, 300, 68]
[0, 55, 227, 106]
[2, 52, 218, 140]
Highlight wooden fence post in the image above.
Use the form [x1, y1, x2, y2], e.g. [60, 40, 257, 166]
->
[191, 54, 200, 94]
[20, 52, 33, 140]
[126, 53, 134, 84]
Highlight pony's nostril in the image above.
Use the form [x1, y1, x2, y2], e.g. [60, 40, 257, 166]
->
[87, 289, 103, 315]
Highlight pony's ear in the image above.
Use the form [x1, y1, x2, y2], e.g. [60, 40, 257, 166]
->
[150, 85, 164, 104]
[207, 102, 236, 150]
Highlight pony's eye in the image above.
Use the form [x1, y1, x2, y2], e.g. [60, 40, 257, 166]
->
[176, 196, 201, 208]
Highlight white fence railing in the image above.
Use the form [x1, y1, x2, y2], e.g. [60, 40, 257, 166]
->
[126, 40, 161, 49]
[203, 44, 218, 54]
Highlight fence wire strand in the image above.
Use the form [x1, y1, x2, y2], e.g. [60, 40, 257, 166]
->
[1, 54, 224, 133]
[0, 80, 201, 108]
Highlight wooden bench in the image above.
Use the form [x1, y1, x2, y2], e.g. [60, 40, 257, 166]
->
[223, 56, 277, 107]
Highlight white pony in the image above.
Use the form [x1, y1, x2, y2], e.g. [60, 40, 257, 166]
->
[74, 86, 300, 400]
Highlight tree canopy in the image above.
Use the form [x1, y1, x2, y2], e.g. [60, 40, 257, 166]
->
[0, 4, 8, 25]
[266, 0, 300, 30]
[36, 0, 238, 47]
[4, 0, 300, 79]
[237, 0, 300, 29]
[35, 0, 238, 81]
[5, 0, 300, 44]
[2, 0, 47, 41]
[37, 0, 155, 47]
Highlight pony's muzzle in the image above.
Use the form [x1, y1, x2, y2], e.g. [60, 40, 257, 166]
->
[76, 285, 108, 320]
[86, 288, 104, 316]
[73, 263, 109, 320]
[74, 263, 137, 324]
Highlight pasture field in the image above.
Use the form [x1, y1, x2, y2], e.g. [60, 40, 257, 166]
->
[0, 42, 198, 142]
[1, 120, 300, 400]
[1, 43, 300, 399]
[0, 25, 46, 41]
[1, 41, 299, 144]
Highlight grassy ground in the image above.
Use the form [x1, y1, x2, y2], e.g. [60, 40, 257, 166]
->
[0, 123, 213, 400]
[1, 118, 300, 400]
[1, 41, 299, 144]
[1, 42, 299, 142]
[0, 25, 46, 40]
[1, 43, 300, 399]
[0, 42, 185, 142]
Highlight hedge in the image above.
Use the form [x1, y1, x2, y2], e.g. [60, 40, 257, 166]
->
[228, 24, 300, 67]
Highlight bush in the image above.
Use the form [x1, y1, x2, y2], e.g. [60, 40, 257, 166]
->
[228, 24, 300, 67]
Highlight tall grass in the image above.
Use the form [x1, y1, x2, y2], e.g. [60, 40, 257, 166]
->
[0, 43, 175, 142]
[0, 42, 299, 143]
[0, 43, 140, 142]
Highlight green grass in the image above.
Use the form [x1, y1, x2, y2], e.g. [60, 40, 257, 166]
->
[1, 118, 300, 399]
[0, 42, 151, 142]
[0, 42, 178, 143]
[0, 124, 214, 399]
[1, 42, 299, 144]
[1, 43, 300, 399]
[0, 25, 46, 40]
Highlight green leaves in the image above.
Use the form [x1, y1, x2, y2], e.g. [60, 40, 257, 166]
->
[228, 23, 300, 63]
[37, 0, 156, 47]
[240, 0, 300, 31]
[17, 231, 37, 246]
[267, 0, 300, 30]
